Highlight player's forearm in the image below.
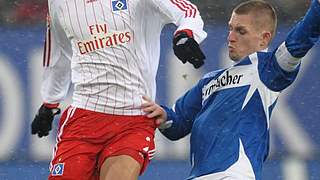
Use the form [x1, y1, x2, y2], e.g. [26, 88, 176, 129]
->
[156, 0, 207, 43]
[175, 15, 207, 44]
[41, 77, 71, 105]
[159, 106, 192, 141]
[275, 0, 320, 72]
[41, 64, 71, 104]
[285, 0, 320, 58]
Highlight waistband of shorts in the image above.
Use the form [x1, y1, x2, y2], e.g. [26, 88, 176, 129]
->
[68, 104, 155, 122]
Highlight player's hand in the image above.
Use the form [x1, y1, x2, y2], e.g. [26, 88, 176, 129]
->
[141, 96, 167, 127]
[173, 29, 206, 69]
[31, 104, 61, 138]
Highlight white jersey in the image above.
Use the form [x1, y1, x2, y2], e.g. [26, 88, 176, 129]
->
[41, 0, 207, 115]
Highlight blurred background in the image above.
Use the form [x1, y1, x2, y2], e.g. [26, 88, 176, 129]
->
[0, 0, 319, 179]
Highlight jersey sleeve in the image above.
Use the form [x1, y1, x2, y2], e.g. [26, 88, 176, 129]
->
[149, 0, 207, 43]
[259, 0, 320, 91]
[160, 79, 204, 140]
[41, 2, 72, 104]
[257, 51, 300, 92]
[283, 0, 320, 60]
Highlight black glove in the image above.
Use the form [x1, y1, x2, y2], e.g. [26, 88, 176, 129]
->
[173, 29, 206, 69]
[31, 104, 61, 138]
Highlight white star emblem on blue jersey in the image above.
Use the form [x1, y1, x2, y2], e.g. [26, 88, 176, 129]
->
[241, 53, 279, 129]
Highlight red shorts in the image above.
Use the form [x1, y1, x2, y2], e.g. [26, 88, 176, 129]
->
[48, 106, 156, 180]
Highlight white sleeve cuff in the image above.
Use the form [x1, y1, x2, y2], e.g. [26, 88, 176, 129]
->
[275, 42, 301, 72]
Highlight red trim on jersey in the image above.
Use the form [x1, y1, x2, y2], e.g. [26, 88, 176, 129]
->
[177, 0, 193, 17]
[43, 16, 49, 67]
[170, 0, 197, 18]
[179, 0, 197, 18]
[46, 28, 52, 67]
[174, 29, 194, 38]
[170, 0, 188, 17]
[43, 26, 51, 67]
[43, 102, 60, 108]
[42, 35, 47, 67]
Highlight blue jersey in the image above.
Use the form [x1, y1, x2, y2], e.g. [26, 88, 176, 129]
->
[160, 0, 320, 179]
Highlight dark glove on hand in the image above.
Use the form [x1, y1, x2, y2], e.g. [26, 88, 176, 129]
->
[31, 104, 61, 138]
[173, 29, 206, 69]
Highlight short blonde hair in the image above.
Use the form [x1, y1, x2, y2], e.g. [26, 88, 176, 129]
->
[233, 0, 277, 39]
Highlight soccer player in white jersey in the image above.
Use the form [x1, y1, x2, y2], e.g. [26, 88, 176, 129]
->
[142, 0, 320, 179]
[30, 0, 207, 179]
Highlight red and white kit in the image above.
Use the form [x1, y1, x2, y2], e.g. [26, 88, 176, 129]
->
[43, 0, 207, 115]
[43, 0, 206, 178]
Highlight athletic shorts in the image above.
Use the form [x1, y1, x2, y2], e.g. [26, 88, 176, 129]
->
[48, 106, 156, 180]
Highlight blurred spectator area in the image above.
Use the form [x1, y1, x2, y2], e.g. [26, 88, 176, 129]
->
[0, 0, 47, 25]
[193, 0, 310, 25]
[0, 0, 310, 26]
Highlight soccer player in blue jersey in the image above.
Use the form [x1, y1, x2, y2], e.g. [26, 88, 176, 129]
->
[142, 0, 320, 179]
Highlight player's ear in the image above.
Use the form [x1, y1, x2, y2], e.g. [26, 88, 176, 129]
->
[260, 31, 272, 47]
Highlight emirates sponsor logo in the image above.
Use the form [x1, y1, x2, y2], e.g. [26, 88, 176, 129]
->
[77, 23, 132, 55]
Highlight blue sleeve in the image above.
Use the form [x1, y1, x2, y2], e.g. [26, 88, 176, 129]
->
[259, 0, 320, 91]
[160, 79, 204, 140]
[258, 52, 300, 92]
[286, 0, 320, 58]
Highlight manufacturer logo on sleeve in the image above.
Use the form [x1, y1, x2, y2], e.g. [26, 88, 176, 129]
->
[112, 0, 128, 12]
[52, 163, 64, 176]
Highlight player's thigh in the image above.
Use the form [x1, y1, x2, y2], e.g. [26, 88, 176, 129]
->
[100, 155, 141, 180]
[97, 118, 156, 176]
[49, 140, 100, 180]
[49, 107, 102, 179]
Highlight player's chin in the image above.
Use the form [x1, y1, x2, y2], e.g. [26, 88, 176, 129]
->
[228, 52, 239, 62]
